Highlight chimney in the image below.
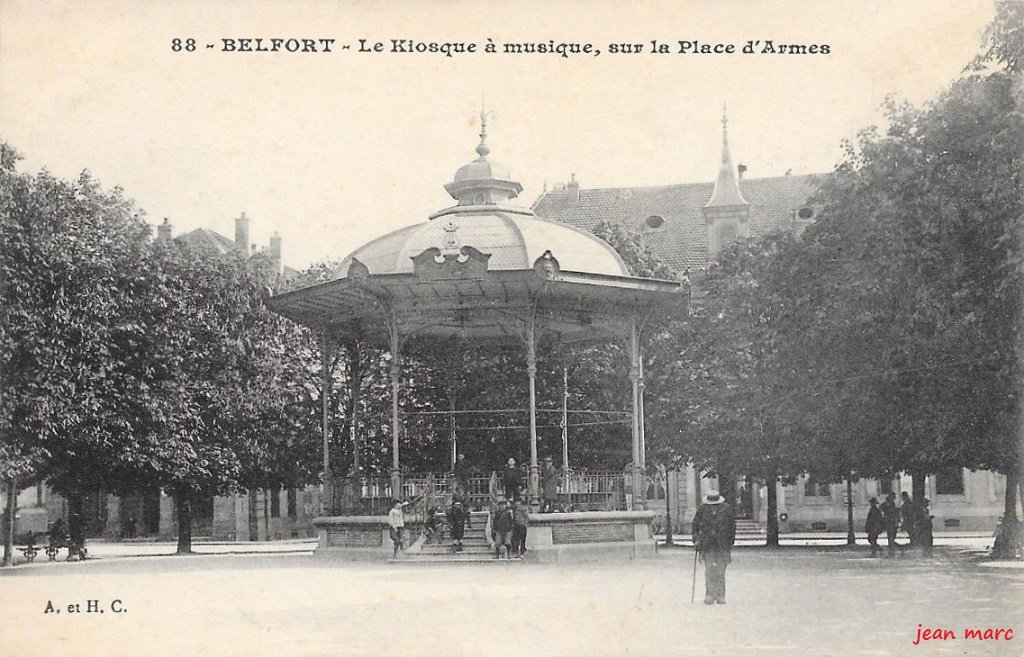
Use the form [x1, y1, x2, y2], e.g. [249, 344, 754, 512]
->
[269, 231, 282, 272]
[157, 217, 172, 242]
[566, 173, 580, 205]
[235, 212, 251, 255]
[737, 164, 747, 180]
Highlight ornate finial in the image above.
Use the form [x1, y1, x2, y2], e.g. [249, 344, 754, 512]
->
[475, 100, 496, 158]
[721, 102, 729, 146]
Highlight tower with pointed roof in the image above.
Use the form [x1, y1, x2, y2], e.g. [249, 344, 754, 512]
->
[702, 105, 750, 260]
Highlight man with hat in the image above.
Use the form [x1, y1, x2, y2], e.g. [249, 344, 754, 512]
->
[692, 490, 735, 605]
[542, 456, 560, 512]
[865, 497, 885, 557]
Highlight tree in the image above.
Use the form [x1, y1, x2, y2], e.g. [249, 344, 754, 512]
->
[792, 7, 1023, 520]
[0, 145, 157, 560]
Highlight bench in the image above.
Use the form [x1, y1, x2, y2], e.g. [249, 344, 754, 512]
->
[18, 544, 40, 562]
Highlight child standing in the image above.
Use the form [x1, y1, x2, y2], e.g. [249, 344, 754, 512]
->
[388, 500, 405, 558]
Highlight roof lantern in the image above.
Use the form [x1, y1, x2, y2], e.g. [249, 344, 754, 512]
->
[442, 104, 524, 210]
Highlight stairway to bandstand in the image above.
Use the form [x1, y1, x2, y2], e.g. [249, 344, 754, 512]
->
[397, 511, 523, 563]
[734, 518, 767, 542]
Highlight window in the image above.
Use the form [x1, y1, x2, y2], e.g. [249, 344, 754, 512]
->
[878, 477, 894, 495]
[270, 488, 281, 518]
[935, 466, 964, 495]
[797, 206, 816, 220]
[644, 215, 665, 230]
[803, 478, 831, 497]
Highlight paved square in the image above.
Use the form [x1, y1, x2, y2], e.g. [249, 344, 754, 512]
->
[2, 547, 1021, 657]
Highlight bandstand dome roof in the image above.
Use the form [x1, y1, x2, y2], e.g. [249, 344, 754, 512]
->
[330, 114, 629, 280]
[335, 212, 630, 279]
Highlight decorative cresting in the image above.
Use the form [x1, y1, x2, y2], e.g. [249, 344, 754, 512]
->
[410, 245, 491, 279]
[346, 257, 370, 279]
[439, 222, 464, 259]
[533, 250, 561, 281]
[410, 221, 493, 279]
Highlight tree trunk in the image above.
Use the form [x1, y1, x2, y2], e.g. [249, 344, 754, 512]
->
[911, 471, 926, 503]
[173, 489, 193, 554]
[664, 470, 674, 546]
[67, 489, 85, 549]
[846, 472, 856, 545]
[248, 489, 260, 541]
[262, 488, 270, 542]
[1004, 471, 1019, 522]
[765, 465, 779, 547]
[2, 479, 16, 567]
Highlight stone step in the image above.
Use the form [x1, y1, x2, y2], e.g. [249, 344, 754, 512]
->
[392, 555, 523, 564]
[418, 546, 492, 555]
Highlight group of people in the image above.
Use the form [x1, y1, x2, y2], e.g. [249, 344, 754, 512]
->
[486, 496, 530, 559]
[455, 453, 564, 514]
[387, 453, 561, 560]
[865, 491, 934, 558]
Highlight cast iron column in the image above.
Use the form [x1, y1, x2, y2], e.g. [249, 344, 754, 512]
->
[389, 314, 402, 500]
[321, 332, 331, 479]
[526, 321, 540, 510]
[637, 344, 647, 509]
[629, 317, 644, 510]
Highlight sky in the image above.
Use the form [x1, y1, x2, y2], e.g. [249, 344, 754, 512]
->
[0, 0, 998, 270]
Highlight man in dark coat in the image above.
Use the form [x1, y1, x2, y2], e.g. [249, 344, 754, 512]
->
[502, 458, 523, 502]
[880, 492, 900, 557]
[542, 457, 559, 512]
[512, 498, 530, 557]
[453, 453, 471, 493]
[900, 491, 917, 547]
[491, 498, 514, 559]
[447, 500, 467, 552]
[918, 498, 934, 557]
[865, 497, 885, 557]
[692, 490, 735, 605]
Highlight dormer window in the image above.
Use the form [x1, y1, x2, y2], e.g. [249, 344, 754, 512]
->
[644, 215, 665, 231]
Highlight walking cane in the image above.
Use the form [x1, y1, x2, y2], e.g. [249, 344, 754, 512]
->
[690, 547, 698, 604]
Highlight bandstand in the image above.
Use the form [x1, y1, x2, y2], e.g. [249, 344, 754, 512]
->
[268, 114, 688, 561]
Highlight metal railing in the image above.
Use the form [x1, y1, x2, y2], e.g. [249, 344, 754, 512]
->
[325, 469, 631, 515]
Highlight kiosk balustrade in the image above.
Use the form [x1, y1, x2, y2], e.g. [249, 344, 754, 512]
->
[326, 469, 629, 515]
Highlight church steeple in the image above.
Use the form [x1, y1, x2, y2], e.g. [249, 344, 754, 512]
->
[702, 105, 750, 261]
[705, 104, 748, 208]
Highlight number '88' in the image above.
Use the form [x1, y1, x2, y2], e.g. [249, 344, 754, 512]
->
[171, 39, 196, 52]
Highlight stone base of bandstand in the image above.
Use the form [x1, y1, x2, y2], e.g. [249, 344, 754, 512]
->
[312, 511, 656, 562]
[312, 516, 396, 561]
[522, 511, 656, 563]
